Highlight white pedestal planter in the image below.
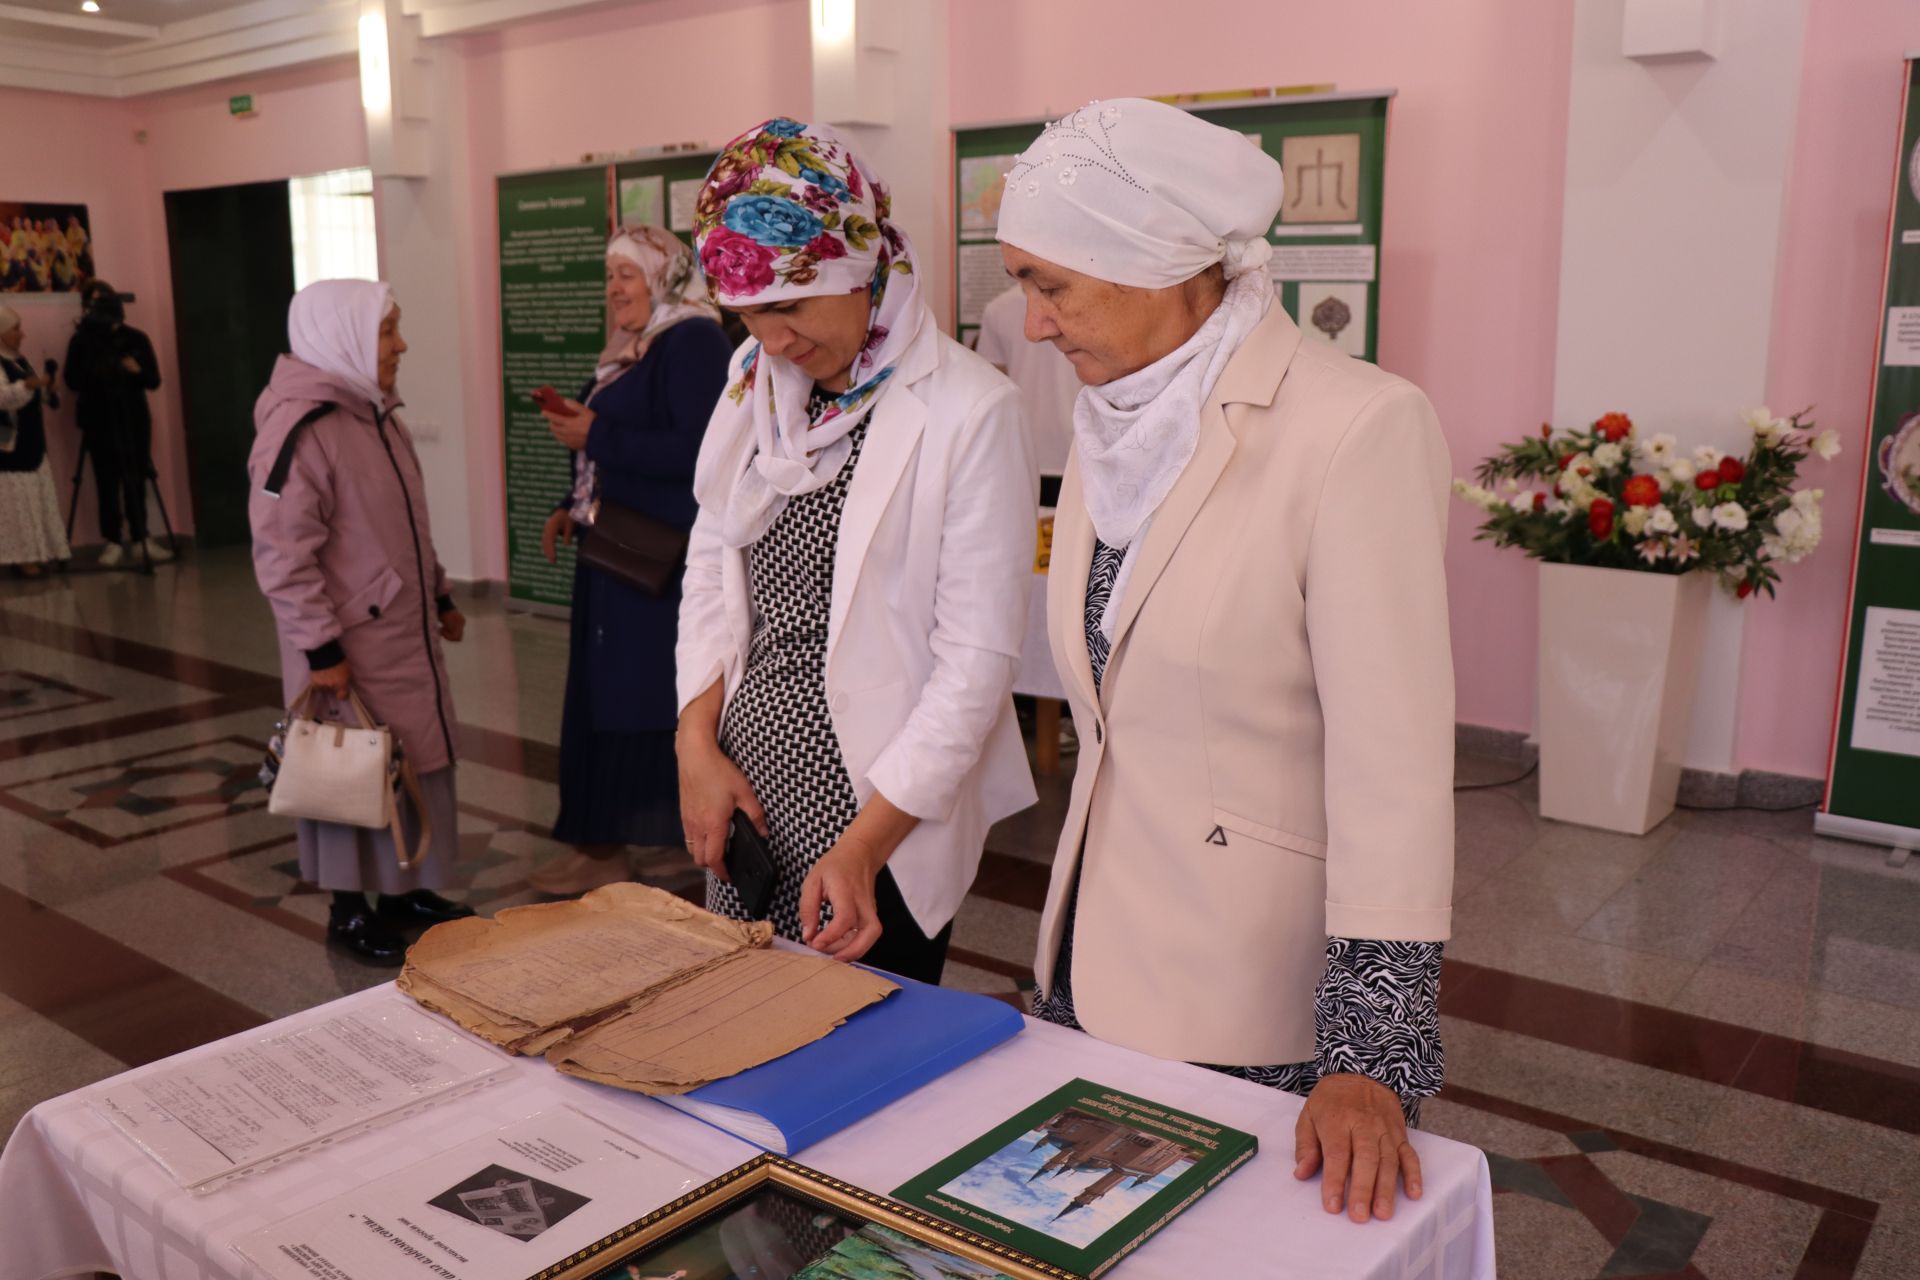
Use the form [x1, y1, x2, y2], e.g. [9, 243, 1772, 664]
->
[1537, 563, 1713, 835]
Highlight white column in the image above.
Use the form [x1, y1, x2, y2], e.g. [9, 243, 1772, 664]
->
[358, 0, 484, 581]
[811, 0, 952, 330]
[1549, 0, 1808, 773]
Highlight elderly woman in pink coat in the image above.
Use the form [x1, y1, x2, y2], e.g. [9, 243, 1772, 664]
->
[248, 279, 473, 965]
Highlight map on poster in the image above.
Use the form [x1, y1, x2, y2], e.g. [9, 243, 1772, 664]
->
[618, 174, 664, 226]
[959, 155, 1015, 236]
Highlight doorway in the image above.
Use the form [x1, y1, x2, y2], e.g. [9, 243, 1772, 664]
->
[162, 180, 296, 549]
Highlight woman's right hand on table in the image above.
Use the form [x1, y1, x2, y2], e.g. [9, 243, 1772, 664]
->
[541, 509, 575, 564]
[309, 661, 351, 696]
[676, 737, 767, 881]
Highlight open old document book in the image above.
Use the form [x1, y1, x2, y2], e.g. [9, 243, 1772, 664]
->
[397, 883, 896, 1094]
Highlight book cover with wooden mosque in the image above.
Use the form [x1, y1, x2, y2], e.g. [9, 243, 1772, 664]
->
[890, 1078, 1258, 1278]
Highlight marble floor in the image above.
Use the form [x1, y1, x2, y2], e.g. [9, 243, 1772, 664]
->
[1, 549, 1916, 1278]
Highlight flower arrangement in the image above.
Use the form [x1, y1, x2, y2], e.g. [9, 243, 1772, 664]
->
[1454, 409, 1841, 599]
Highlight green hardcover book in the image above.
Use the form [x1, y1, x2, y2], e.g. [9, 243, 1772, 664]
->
[890, 1078, 1258, 1278]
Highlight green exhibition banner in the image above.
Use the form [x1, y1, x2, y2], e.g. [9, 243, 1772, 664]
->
[953, 91, 1392, 363]
[498, 165, 612, 611]
[612, 148, 717, 250]
[1819, 58, 1920, 847]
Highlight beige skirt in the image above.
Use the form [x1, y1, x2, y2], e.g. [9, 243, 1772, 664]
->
[0, 460, 70, 566]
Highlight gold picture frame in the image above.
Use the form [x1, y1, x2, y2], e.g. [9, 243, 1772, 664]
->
[534, 1152, 1070, 1280]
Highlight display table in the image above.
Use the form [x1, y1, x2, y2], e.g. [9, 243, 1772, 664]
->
[0, 984, 1494, 1280]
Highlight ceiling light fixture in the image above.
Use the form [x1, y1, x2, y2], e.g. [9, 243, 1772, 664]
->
[81, 1, 100, 12]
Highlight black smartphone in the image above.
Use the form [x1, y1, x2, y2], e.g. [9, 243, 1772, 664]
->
[724, 810, 777, 920]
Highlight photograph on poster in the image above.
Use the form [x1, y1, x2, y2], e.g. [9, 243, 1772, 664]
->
[429, 1162, 592, 1241]
[620, 175, 665, 227]
[1, 202, 93, 292]
[669, 178, 704, 232]
[1294, 281, 1369, 357]
[1279, 133, 1361, 224]
[1880, 410, 1920, 517]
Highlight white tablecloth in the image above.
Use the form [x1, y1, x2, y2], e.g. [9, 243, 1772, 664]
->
[0, 985, 1494, 1280]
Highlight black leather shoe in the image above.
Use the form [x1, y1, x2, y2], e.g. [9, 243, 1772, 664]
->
[377, 889, 477, 927]
[328, 906, 407, 966]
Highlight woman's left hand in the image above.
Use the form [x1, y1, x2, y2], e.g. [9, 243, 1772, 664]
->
[542, 401, 593, 451]
[799, 836, 885, 963]
[439, 608, 467, 642]
[1293, 1073, 1422, 1223]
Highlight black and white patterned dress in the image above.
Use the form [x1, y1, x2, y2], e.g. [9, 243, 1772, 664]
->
[1034, 539, 1445, 1125]
[706, 413, 869, 939]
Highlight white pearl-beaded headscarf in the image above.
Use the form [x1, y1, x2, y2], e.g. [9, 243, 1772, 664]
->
[996, 98, 1286, 288]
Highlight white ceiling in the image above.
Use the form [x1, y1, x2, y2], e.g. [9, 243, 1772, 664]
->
[5, 0, 263, 24]
[0, 0, 621, 95]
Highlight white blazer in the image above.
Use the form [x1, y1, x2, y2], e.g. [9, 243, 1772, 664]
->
[677, 318, 1040, 935]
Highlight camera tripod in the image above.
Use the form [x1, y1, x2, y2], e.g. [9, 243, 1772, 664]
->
[64, 438, 179, 576]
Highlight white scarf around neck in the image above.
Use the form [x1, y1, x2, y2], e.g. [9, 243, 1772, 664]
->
[1076, 266, 1273, 640]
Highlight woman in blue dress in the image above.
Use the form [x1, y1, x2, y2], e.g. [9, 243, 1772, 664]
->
[531, 225, 733, 895]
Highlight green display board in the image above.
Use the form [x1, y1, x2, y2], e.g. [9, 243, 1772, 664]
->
[497, 151, 718, 612]
[499, 166, 613, 611]
[953, 91, 1392, 362]
[1820, 58, 1920, 847]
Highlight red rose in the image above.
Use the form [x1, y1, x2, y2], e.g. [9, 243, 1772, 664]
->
[1736, 580, 1754, 599]
[803, 233, 847, 261]
[1719, 457, 1746, 484]
[1622, 475, 1661, 508]
[1594, 412, 1633, 442]
[1540, 423, 1554, 439]
[1695, 470, 1721, 491]
[1576, 466, 1592, 478]
[698, 226, 777, 298]
[1553, 480, 1566, 498]
[1532, 493, 1547, 512]
[1557, 454, 1575, 471]
[1588, 498, 1615, 539]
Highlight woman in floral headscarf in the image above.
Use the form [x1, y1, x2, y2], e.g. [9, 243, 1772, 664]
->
[676, 119, 1037, 984]
[529, 225, 733, 897]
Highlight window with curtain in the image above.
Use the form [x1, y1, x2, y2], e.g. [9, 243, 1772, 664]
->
[289, 167, 378, 291]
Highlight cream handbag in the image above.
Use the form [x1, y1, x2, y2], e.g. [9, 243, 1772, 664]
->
[266, 686, 433, 869]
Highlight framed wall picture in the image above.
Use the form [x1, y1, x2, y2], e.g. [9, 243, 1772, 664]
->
[544, 1153, 1065, 1280]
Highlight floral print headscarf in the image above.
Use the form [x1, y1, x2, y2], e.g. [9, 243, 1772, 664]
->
[692, 117, 928, 548]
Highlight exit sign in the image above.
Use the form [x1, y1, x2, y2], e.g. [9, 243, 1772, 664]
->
[229, 94, 255, 117]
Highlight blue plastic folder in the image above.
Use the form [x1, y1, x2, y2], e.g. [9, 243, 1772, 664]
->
[657, 970, 1024, 1155]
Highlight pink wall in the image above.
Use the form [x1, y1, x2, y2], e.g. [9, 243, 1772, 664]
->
[1746, 1, 1920, 777]
[0, 63, 367, 545]
[455, 0, 810, 579]
[0, 86, 179, 543]
[951, 0, 1578, 741]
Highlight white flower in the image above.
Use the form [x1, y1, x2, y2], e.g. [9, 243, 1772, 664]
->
[1544, 498, 1572, 517]
[1668, 457, 1697, 484]
[1452, 479, 1503, 511]
[1746, 407, 1789, 447]
[1791, 487, 1824, 514]
[1669, 533, 1699, 564]
[1812, 429, 1842, 461]
[1692, 503, 1714, 529]
[1637, 433, 1679, 468]
[1637, 539, 1667, 564]
[1622, 507, 1651, 537]
[1647, 505, 1679, 535]
[1765, 495, 1824, 562]
[1693, 445, 1725, 470]
[1712, 502, 1749, 532]
[1591, 442, 1626, 470]
[1509, 492, 1537, 514]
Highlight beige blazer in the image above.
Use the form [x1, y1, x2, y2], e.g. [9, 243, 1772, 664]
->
[1035, 304, 1455, 1068]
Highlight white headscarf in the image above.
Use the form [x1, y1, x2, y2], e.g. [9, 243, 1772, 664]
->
[287, 279, 395, 406]
[997, 100, 1286, 639]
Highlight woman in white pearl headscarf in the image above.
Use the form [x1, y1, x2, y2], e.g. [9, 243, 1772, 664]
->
[1001, 99, 1457, 1228]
